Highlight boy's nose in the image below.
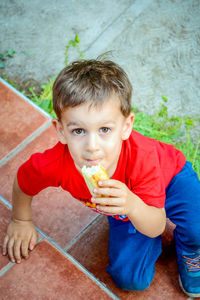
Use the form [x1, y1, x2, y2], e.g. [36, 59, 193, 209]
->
[86, 133, 100, 152]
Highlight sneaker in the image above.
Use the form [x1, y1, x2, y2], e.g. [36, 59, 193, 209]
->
[177, 251, 200, 298]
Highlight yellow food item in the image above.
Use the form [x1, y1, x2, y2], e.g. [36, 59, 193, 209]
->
[81, 165, 109, 208]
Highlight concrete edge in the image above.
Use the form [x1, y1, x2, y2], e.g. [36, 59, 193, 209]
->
[0, 77, 52, 119]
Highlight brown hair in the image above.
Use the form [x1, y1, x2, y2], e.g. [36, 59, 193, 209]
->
[53, 59, 132, 120]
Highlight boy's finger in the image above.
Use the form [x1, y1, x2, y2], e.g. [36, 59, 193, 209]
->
[14, 240, 22, 263]
[96, 205, 124, 215]
[98, 179, 122, 188]
[94, 187, 121, 197]
[92, 197, 122, 206]
[2, 235, 9, 255]
[29, 232, 38, 250]
[7, 238, 15, 263]
[21, 240, 29, 259]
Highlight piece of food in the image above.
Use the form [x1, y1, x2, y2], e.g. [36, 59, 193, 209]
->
[81, 164, 109, 208]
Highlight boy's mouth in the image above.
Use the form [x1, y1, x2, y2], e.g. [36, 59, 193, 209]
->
[85, 158, 101, 166]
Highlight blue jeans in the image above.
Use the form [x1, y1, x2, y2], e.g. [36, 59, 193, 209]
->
[106, 161, 200, 291]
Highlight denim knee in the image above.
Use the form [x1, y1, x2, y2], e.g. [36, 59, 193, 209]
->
[107, 265, 154, 291]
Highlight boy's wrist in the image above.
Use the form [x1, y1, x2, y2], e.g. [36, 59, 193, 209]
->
[11, 216, 33, 223]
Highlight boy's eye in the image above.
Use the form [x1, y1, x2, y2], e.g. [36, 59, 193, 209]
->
[99, 127, 111, 134]
[72, 128, 85, 135]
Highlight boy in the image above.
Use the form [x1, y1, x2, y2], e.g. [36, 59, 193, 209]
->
[2, 60, 200, 297]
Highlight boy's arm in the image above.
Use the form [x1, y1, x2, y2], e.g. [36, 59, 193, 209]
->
[2, 175, 38, 263]
[92, 179, 166, 238]
[126, 194, 166, 237]
[12, 174, 32, 221]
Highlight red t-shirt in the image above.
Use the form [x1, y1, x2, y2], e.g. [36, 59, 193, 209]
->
[17, 130, 186, 221]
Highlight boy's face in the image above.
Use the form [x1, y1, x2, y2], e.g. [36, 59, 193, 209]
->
[53, 96, 134, 177]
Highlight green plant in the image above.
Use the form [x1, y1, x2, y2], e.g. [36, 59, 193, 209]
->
[175, 120, 200, 176]
[0, 49, 16, 68]
[28, 86, 57, 118]
[133, 96, 200, 176]
[40, 77, 55, 102]
[64, 33, 84, 66]
[38, 34, 84, 107]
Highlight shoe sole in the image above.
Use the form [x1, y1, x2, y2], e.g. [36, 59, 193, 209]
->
[179, 275, 200, 298]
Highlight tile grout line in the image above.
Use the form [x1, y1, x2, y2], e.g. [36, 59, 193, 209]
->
[0, 196, 119, 299]
[0, 197, 14, 277]
[0, 195, 12, 209]
[0, 262, 15, 278]
[0, 197, 44, 278]
[36, 226, 119, 300]
[0, 120, 52, 167]
[64, 215, 103, 251]
[1, 76, 55, 167]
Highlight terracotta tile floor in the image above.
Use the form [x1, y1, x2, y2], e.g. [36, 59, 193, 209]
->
[0, 81, 50, 162]
[0, 79, 194, 299]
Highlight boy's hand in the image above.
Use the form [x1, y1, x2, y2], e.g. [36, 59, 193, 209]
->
[2, 218, 38, 264]
[92, 179, 167, 238]
[91, 179, 135, 216]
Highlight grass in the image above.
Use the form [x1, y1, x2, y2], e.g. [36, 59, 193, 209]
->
[133, 97, 200, 176]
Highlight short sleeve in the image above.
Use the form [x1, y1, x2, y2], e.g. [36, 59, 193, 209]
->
[131, 147, 166, 208]
[17, 143, 64, 196]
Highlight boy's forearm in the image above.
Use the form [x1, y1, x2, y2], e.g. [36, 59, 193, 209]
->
[127, 194, 166, 238]
[12, 175, 33, 221]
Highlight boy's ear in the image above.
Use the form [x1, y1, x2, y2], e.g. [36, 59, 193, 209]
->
[52, 119, 67, 144]
[122, 112, 135, 140]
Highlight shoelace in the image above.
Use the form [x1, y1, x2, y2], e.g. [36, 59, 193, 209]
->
[183, 254, 200, 272]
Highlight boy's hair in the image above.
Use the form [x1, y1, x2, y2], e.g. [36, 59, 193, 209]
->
[53, 59, 132, 120]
